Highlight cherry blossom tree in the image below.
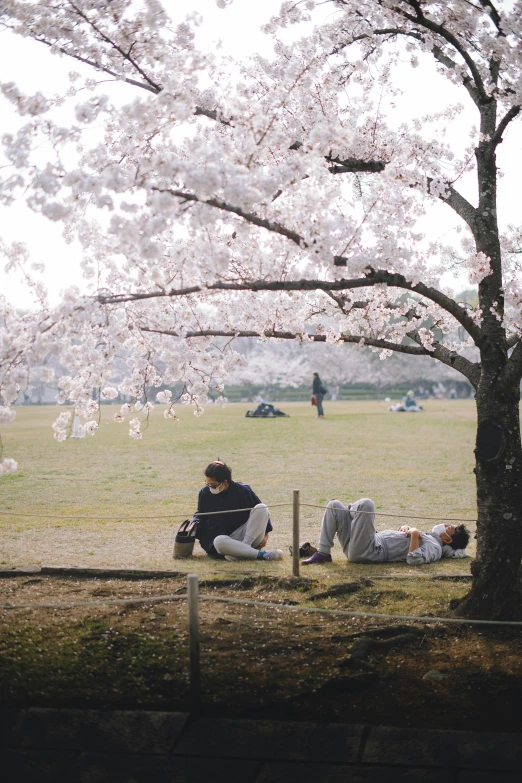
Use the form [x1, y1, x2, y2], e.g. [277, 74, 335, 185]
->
[302, 341, 473, 395]
[229, 338, 472, 397]
[0, 0, 521, 617]
[227, 340, 311, 397]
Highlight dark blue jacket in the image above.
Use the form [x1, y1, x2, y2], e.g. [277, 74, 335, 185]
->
[194, 481, 273, 556]
[313, 376, 326, 395]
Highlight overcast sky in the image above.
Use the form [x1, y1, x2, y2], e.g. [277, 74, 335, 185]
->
[0, 0, 520, 308]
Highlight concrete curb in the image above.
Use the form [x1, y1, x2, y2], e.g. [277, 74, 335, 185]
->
[2, 708, 521, 782]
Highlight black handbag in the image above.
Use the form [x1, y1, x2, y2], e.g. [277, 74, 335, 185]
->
[173, 518, 198, 559]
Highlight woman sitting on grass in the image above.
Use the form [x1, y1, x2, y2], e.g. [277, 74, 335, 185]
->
[194, 461, 283, 562]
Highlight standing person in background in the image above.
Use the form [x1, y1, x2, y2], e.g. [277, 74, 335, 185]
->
[312, 372, 327, 418]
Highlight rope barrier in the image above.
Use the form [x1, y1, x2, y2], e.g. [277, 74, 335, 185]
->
[0, 594, 186, 610]
[0, 504, 477, 523]
[300, 504, 477, 522]
[2, 591, 522, 627]
[0, 505, 290, 520]
[200, 595, 522, 627]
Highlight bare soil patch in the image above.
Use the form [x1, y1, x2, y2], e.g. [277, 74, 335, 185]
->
[1, 573, 521, 732]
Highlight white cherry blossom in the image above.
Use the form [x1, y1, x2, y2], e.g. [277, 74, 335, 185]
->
[0, 458, 18, 475]
[0, 407, 16, 423]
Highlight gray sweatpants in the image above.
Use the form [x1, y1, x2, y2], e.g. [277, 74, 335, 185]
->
[213, 504, 269, 560]
[318, 498, 383, 562]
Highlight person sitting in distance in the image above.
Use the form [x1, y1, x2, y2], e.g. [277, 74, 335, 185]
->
[194, 461, 282, 561]
[302, 498, 470, 565]
[404, 390, 423, 411]
[389, 390, 423, 412]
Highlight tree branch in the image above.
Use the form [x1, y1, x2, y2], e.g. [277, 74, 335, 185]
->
[98, 270, 482, 345]
[492, 105, 521, 147]
[9, 18, 390, 185]
[327, 156, 386, 174]
[429, 45, 482, 107]
[194, 106, 233, 126]
[24, 28, 241, 122]
[29, 34, 161, 94]
[271, 155, 385, 203]
[502, 339, 522, 386]
[138, 326, 431, 355]
[478, 0, 504, 34]
[142, 319, 481, 386]
[401, 1, 490, 103]
[66, 0, 162, 92]
[153, 189, 481, 326]
[153, 187, 307, 249]
[324, 290, 426, 322]
[426, 179, 477, 230]
[323, 291, 369, 314]
[408, 331, 481, 386]
[288, 143, 386, 173]
[334, 269, 483, 345]
[331, 24, 483, 107]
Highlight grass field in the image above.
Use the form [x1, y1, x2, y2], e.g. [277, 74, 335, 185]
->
[3, 402, 522, 731]
[0, 400, 478, 571]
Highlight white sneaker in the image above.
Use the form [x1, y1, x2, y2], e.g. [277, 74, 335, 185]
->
[260, 549, 283, 561]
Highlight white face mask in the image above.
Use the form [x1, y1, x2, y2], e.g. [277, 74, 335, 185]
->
[208, 483, 223, 495]
[432, 523, 446, 537]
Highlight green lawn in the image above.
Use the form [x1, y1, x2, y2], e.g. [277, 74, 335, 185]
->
[0, 400, 478, 571]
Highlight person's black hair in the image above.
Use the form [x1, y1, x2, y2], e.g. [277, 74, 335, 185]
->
[449, 524, 470, 550]
[313, 372, 319, 378]
[204, 461, 232, 483]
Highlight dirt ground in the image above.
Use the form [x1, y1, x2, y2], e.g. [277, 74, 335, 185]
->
[1, 572, 521, 732]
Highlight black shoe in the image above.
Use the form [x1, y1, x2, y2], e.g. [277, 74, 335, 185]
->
[288, 542, 318, 558]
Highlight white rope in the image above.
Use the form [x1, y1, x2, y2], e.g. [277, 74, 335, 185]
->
[0, 504, 477, 523]
[0, 504, 291, 521]
[200, 595, 522, 627]
[300, 503, 477, 522]
[2, 591, 521, 627]
[0, 594, 186, 610]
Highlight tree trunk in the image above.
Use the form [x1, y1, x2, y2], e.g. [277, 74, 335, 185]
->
[450, 103, 522, 619]
[452, 374, 522, 619]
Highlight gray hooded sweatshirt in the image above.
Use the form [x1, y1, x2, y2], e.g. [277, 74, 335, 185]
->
[354, 530, 443, 565]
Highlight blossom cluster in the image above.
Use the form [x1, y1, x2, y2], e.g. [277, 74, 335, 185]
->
[0, 458, 18, 476]
[129, 418, 142, 440]
[0, 407, 16, 424]
[52, 411, 72, 442]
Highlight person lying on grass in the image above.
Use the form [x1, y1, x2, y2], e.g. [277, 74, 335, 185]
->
[301, 498, 470, 566]
[194, 460, 283, 562]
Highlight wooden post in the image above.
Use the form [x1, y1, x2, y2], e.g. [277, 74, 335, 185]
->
[187, 573, 201, 715]
[293, 489, 300, 578]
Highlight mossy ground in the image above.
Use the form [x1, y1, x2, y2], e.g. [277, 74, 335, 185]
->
[1, 573, 522, 731]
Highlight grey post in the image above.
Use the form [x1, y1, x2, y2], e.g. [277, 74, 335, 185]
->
[293, 489, 300, 577]
[187, 573, 201, 714]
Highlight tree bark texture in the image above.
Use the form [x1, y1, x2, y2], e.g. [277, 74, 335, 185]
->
[454, 374, 522, 619]
[453, 126, 522, 619]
